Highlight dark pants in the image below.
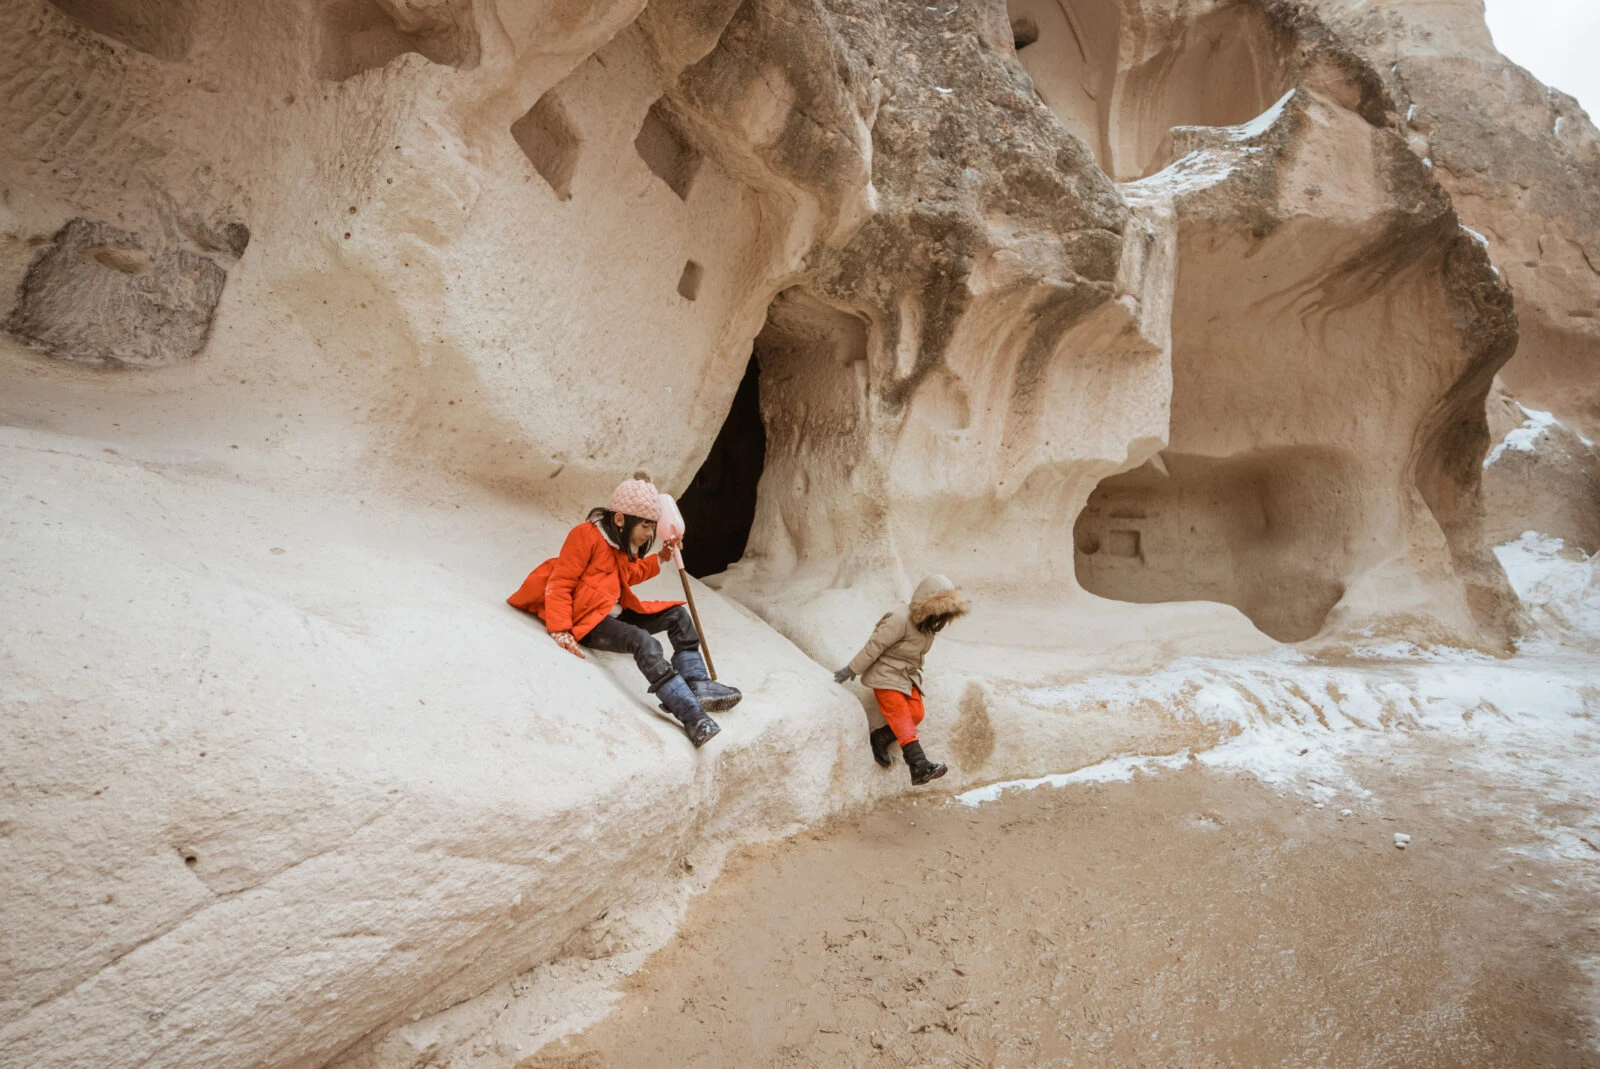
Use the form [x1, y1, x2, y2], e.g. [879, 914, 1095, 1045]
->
[579, 605, 700, 689]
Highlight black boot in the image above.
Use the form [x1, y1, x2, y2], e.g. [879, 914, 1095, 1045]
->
[654, 674, 722, 748]
[902, 741, 947, 785]
[672, 650, 743, 713]
[869, 726, 897, 768]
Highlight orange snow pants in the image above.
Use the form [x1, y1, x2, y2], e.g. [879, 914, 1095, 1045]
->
[874, 687, 925, 745]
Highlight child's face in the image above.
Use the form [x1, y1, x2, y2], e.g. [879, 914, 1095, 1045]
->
[618, 513, 657, 549]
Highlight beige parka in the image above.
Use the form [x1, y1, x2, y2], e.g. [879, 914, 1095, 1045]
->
[847, 575, 970, 695]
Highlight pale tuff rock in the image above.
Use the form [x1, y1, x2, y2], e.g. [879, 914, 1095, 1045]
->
[1483, 388, 1600, 556]
[0, 1, 1594, 1068]
[8, 217, 243, 367]
[1304, 0, 1600, 555]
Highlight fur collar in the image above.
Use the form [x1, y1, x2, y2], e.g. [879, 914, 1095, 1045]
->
[591, 518, 622, 550]
[910, 586, 970, 626]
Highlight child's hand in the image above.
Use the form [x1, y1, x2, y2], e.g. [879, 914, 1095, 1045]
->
[833, 666, 855, 684]
[660, 538, 681, 564]
[551, 631, 586, 659]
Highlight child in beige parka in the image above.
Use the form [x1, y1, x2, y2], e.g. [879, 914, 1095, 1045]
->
[833, 574, 969, 785]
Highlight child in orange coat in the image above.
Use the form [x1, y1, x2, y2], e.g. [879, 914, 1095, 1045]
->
[833, 574, 969, 784]
[508, 470, 741, 747]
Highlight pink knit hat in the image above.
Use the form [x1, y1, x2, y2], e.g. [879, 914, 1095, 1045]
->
[608, 469, 662, 521]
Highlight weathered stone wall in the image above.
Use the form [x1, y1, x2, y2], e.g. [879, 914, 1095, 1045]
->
[1, 0, 1593, 1067]
[1307, 0, 1600, 568]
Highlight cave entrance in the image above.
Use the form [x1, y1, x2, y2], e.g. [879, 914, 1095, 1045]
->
[677, 288, 869, 579]
[1073, 448, 1358, 643]
[678, 357, 765, 578]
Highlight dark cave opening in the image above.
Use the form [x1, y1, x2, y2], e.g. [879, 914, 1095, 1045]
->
[677, 357, 765, 578]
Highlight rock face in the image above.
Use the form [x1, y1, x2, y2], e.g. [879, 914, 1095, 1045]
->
[1010, 0, 1296, 181]
[0, 0, 1593, 1067]
[8, 217, 242, 367]
[1306, 0, 1600, 573]
[1483, 387, 1600, 555]
[713, 0, 1519, 647]
[1072, 17, 1517, 643]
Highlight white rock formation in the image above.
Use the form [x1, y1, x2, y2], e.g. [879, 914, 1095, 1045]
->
[1307, 0, 1600, 563]
[0, 0, 1593, 1067]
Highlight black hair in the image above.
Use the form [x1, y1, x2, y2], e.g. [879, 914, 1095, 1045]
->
[917, 613, 956, 636]
[587, 506, 657, 561]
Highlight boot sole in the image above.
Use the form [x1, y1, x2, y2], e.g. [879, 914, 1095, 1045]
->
[660, 698, 739, 715]
[911, 763, 947, 786]
[689, 720, 722, 748]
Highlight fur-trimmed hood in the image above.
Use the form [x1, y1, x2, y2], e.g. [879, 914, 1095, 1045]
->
[847, 575, 968, 696]
[909, 574, 969, 626]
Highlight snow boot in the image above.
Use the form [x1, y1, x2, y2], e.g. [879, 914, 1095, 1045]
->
[869, 726, 897, 768]
[902, 741, 947, 786]
[655, 673, 722, 748]
[672, 650, 743, 713]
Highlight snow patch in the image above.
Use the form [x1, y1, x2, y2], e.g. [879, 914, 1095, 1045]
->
[1233, 89, 1297, 140]
[1485, 405, 1557, 467]
[1340, 639, 1490, 663]
[954, 751, 1191, 807]
[1495, 532, 1600, 639]
[954, 643, 1600, 813]
[1124, 91, 1294, 199]
[1463, 225, 1491, 249]
[1128, 151, 1240, 196]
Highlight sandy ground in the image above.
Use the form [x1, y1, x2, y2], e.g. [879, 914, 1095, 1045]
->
[523, 744, 1600, 1069]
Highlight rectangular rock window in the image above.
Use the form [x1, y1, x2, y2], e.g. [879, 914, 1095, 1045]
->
[678, 260, 704, 301]
[635, 100, 703, 201]
[1106, 529, 1142, 559]
[512, 93, 581, 201]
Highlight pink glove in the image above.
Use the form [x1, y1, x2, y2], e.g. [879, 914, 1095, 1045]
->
[550, 631, 586, 659]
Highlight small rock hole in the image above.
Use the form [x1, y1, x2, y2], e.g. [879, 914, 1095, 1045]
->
[1011, 15, 1039, 51]
[184, 855, 198, 867]
[677, 260, 703, 301]
[512, 92, 582, 201]
[635, 99, 703, 200]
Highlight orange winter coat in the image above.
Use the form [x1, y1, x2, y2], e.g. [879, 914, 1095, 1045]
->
[507, 521, 682, 640]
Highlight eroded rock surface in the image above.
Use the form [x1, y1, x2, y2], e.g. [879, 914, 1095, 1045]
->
[1307, 0, 1600, 562]
[7, 217, 240, 367]
[1, 1, 1594, 1067]
[1086, 58, 1516, 643]
[1483, 387, 1600, 556]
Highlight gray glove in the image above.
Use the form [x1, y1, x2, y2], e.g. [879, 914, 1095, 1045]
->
[833, 666, 856, 685]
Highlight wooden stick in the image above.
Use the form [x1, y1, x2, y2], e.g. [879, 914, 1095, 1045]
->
[675, 560, 717, 681]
